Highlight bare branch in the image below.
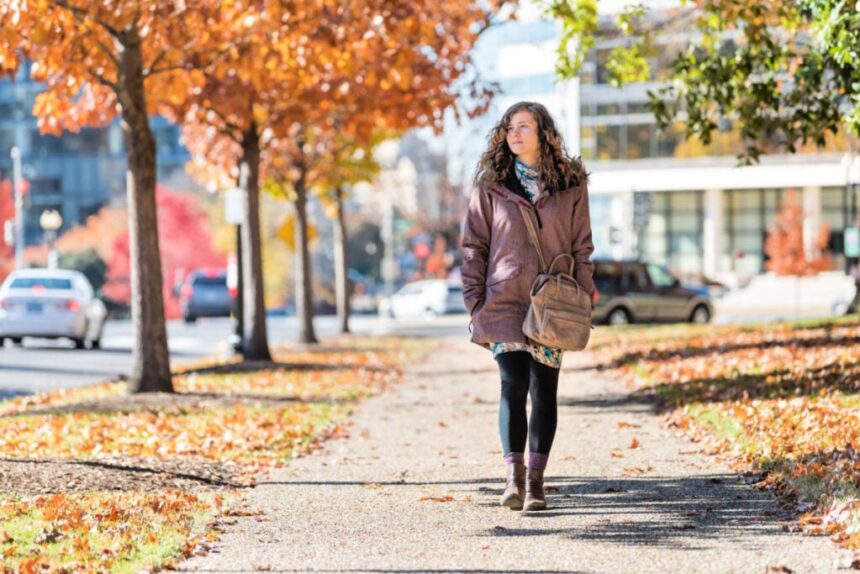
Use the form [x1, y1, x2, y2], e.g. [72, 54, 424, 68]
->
[209, 106, 245, 143]
[146, 64, 190, 77]
[87, 67, 118, 90]
[93, 36, 119, 68]
[143, 50, 167, 77]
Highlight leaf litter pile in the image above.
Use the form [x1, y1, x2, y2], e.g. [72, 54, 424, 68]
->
[589, 317, 860, 559]
[0, 336, 433, 572]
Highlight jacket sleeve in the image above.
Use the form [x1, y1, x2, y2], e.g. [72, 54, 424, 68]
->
[460, 184, 492, 315]
[571, 183, 596, 304]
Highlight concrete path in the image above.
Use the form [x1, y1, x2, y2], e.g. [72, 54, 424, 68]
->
[179, 337, 846, 573]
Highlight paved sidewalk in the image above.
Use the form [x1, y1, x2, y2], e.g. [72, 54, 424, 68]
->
[179, 337, 845, 573]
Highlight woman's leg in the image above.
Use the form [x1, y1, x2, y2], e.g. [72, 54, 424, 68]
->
[496, 351, 531, 509]
[496, 351, 531, 460]
[527, 359, 560, 470]
[524, 358, 560, 511]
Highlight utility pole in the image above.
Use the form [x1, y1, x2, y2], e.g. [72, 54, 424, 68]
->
[11, 146, 24, 270]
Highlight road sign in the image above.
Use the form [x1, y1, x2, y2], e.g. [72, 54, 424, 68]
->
[845, 227, 860, 257]
[225, 188, 244, 224]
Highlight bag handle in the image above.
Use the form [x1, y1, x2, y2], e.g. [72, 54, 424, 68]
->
[548, 253, 575, 276]
[518, 205, 548, 272]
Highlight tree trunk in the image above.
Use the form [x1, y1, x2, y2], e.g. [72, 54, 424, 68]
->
[116, 26, 172, 393]
[239, 125, 272, 361]
[333, 186, 350, 334]
[294, 166, 318, 344]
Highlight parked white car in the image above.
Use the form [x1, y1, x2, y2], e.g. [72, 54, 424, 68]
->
[378, 279, 467, 319]
[0, 269, 108, 349]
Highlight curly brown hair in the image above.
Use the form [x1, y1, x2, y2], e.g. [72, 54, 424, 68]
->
[473, 101, 587, 194]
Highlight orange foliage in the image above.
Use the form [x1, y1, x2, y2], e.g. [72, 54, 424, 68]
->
[55, 207, 128, 262]
[764, 189, 831, 275]
[0, 2, 239, 136]
[103, 186, 225, 318]
[178, 0, 503, 182]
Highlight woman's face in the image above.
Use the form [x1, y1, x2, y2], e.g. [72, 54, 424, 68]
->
[505, 110, 540, 166]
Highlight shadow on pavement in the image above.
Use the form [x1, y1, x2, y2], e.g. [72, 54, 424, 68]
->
[231, 472, 786, 556]
[557, 391, 656, 415]
[470, 473, 785, 550]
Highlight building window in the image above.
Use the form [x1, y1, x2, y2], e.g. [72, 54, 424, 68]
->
[596, 124, 622, 160]
[722, 189, 790, 275]
[627, 123, 653, 159]
[640, 190, 704, 277]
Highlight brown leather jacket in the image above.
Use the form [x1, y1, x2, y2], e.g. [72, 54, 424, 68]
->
[460, 169, 596, 347]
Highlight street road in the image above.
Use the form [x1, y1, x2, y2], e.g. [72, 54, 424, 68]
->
[0, 314, 471, 397]
[0, 307, 836, 398]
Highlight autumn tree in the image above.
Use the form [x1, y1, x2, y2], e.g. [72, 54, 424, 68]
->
[317, 137, 383, 334]
[764, 190, 831, 276]
[276, 128, 384, 335]
[181, 0, 505, 346]
[546, 0, 860, 163]
[0, 1, 240, 392]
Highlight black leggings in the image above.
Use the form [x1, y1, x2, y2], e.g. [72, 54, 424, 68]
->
[496, 351, 560, 456]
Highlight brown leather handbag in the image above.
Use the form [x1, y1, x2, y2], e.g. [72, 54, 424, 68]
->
[519, 205, 592, 351]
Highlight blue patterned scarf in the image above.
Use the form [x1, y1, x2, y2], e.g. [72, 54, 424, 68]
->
[514, 158, 540, 202]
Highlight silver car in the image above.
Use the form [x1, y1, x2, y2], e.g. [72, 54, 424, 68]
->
[379, 280, 467, 319]
[0, 269, 108, 349]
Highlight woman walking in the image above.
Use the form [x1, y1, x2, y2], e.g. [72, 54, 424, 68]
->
[461, 101, 597, 511]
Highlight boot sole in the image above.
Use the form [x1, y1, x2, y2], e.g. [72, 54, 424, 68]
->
[523, 501, 547, 511]
[501, 495, 524, 510]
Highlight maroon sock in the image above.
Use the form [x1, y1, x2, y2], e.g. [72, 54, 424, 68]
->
[529, 452, 549, 471]
[504, 452, 524, 465]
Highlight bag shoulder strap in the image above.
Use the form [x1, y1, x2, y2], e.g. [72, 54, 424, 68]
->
[518, 205, 547, 272]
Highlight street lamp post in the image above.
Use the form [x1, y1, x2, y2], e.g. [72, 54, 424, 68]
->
[39, 209, 63, 269]
[11, 146, 24, 270]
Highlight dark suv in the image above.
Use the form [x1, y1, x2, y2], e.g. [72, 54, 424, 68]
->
[178, 269, 234, 323]
[591, 259, 713, 325]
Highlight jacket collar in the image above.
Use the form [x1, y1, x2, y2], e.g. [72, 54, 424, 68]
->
[488, 164, 551, 207]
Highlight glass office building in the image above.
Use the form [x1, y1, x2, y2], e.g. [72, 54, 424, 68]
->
[0, 62, 189, 246]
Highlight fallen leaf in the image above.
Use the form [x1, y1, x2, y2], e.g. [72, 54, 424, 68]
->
[419, 496, 455, 502]
[629, 438, 640, 449]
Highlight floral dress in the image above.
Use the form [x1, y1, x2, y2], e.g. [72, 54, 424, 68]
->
[489, 159, 563, 369]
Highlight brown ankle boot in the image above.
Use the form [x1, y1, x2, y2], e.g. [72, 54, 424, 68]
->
[500, 463, 526, 510]
[523, 468, 547, 511]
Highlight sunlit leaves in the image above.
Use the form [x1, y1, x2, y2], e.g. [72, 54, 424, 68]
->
[0, 336, 434, 570]
[547, 0, 860, 162]
[0, 490, 223, 571]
